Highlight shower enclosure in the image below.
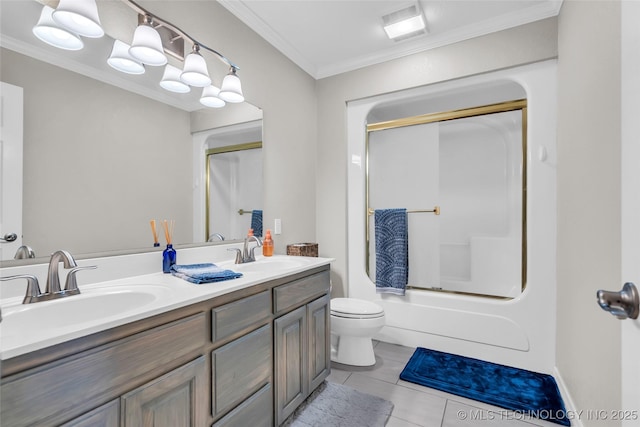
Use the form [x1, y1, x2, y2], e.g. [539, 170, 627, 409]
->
[366, 100, 526, 298]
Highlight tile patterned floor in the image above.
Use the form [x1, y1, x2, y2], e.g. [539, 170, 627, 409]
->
[326, 341, 562, 427]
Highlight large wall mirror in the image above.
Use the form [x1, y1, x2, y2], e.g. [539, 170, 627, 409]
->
[0, 0, 263, 264]
[205, 127, 263, 241]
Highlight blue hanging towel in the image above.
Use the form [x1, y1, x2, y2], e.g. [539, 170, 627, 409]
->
[170, 263, 242, 284]
[251, 209, 263, 236]
[375, 209, 408, 295]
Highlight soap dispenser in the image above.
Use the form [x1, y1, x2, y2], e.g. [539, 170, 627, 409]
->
[263, 229, 274, 257]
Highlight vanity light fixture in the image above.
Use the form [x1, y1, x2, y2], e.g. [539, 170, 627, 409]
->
[32, 0, 244, 109]
[200, 85, 226, 108]
[52, 0, 104, 38]
[180, 44, 212, 87]
[129, 15, 168, 66]
[32, 5, 84, 51]
[160, 64, 191, 93]
[107, 40, 145, 75]
[219, 67, 245, 103]
[382, 5, 427, 41]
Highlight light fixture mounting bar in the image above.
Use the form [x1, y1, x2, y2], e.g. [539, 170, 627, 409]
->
[123, 0, 239, 70]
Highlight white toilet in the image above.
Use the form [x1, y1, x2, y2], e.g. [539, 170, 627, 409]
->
[330, 298, 386, 366]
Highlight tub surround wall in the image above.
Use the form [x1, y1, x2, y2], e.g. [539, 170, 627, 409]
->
[348, 61, 557, 375]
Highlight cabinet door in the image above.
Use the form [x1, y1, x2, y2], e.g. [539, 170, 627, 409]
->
[274, 305, 307, 425]
[60, 399, 119, 427]
[122, 356, 207, 427]
[307, 294, 331, 391]
[212, 324, 272, 418]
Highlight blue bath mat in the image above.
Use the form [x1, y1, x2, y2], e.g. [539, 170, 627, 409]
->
[400, 347, 570, 426]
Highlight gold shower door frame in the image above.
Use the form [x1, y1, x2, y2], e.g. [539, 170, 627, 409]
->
[365, 99, 528, 299]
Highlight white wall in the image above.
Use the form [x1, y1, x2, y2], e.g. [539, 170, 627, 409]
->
[142, 1, 318, 254]
[316, 18, 558, 297]
[556, 0, 622, 421]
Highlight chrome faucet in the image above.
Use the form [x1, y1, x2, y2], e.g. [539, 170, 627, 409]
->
[0, 250, 96, 304]
[227, 236, 263, 264]
[14, 245, 35, 259]
[208, 233, 225, 242]
[243, 235, 263, 262]
[46, 250, 78, 294]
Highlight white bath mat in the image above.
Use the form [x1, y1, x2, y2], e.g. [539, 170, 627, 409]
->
[282, 381, 394, 427]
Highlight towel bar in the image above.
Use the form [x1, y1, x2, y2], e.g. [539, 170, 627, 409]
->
[368, 206, 440, 216]
[237, 209, 254, 215]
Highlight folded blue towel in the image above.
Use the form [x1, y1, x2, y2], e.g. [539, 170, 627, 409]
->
[251, 209, 263, 236]
[170, 263, 242, 284]
[374, 209, 408, 295]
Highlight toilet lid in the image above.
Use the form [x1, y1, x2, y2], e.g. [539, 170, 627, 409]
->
[330, 298, 384, 319]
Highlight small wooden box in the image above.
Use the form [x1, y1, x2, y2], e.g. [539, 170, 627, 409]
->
[286, 243, 319, 257]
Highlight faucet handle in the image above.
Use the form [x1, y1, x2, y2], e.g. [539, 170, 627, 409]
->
[227, 248, 243, 264]
[247, 245, 261, 262]
[64, 265, 97, 294]
[0, 274, 42, 304]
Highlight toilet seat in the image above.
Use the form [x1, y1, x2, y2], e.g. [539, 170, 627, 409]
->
[330, 298, 384, 319]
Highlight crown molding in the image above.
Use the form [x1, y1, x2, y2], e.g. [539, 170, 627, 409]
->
[217, 0, 318, 77]
[220, 0, 563, 80]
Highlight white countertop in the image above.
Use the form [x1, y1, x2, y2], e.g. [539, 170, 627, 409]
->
[0, 255, 332, 360]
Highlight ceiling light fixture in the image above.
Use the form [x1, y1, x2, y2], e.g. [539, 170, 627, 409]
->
[129, 15, 168, 66]
[160, 64, 191, 93]
[31, 0, 244, 109]
[181, 44, 211, 87]
[200, 85, 226, 108]
[382, 5, 427, 41]
[33, 5, 84, 51]
[107, 40, 145, 75]
[219, 67, 245, 103]
[52, 0, 104, 38]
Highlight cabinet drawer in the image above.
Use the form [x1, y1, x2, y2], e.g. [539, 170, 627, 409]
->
[212, 324, 272, 417]
[212, 384, 272, 427]
[212, 290, 270, 342]
[1, 313, 206, 427]
[273, 270, 330, 314]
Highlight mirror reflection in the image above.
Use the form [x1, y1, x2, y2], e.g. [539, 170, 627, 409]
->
[0, 1, 263, 264]
[206, 140, 263, 241]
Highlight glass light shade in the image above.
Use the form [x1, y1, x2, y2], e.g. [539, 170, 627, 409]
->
[219, 70, 244, 103]
[200, 85, 225, 108]
[180, 51, 211, 87]
[129, 24, 167, 66]
[52, 0, 104, 38]
[107, 40, 145, 75]
[160, 64, 191, 93]
[33, 5, 84, 51]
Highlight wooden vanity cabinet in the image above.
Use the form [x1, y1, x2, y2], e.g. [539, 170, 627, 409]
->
[0, 265, 330, 427]
[274, 271, 331, 426]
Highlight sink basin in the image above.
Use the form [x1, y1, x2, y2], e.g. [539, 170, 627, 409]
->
[0, 285, 168, 338]
[232, 257, 310, 273]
